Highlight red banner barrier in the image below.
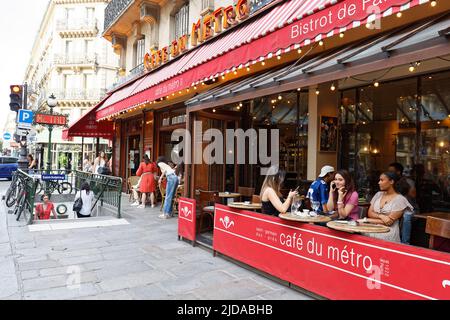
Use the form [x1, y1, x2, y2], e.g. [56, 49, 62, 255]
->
[213, 204, 450, 300]
[178, 198, 197, 243]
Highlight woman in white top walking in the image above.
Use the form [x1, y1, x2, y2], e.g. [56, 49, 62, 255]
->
[157, 156, 178, 219]
[75, 182, 95, 218]
[93, 152, 107, 174]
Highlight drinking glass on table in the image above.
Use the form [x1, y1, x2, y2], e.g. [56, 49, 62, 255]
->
[311, 200, 320, 214]
[291, 195, 302, 215]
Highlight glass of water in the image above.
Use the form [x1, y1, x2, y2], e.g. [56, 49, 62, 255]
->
[311, 201, 320, 214]
[291, 195, 302, 215]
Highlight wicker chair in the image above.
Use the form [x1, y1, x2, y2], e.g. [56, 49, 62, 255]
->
[127, 176, 140, 202]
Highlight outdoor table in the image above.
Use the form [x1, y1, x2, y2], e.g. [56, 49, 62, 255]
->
[279, 212, 331, 224]
[327, 220, 390, 234]
[219, 192, 241, 198]
[228, 202, 261, 211]
[219, 192, 241, 205]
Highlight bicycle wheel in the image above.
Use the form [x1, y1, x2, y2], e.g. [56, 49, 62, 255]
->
[5, 181, 18, 207]
[15, 194, 26, 221]
[58, 182, 73, 194]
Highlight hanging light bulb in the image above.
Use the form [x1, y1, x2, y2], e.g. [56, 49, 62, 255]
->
[213, 109, 216, 113]
[330, 83, 336, 91]
[396, 12, 402, 18]
[261, 61, 266, 66]
[222, 75, 225, 80]
[374, 81, 380, 87]
[297, 49, 302, 54]
[246, 67, 250, 72]
[277, 55, 281, 60]
[278, 95, 282, 100]
[409, 64, 415, 72]
[431, 1, 437, 7]
[319, 40, 324, 46]
[239, 102, 243, 107]
[316, 90, 320, 95]
[339, 32, 344, 38]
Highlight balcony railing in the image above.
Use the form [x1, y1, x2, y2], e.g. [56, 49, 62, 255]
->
[38, 89, 107, 103]
[54, 54, 97, 65]
[104, 0, 133, 32]
[56, 19, 98, 32]
[107, 63, 145, 92]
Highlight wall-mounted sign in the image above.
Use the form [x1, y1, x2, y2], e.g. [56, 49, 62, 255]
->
[35, 113, 68, 126]
[144, 0, 250, 71]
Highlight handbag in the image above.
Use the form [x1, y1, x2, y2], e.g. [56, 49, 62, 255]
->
[73, 197, 83, 213]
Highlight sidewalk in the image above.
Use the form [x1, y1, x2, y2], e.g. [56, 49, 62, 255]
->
[1, 192, 313, 300]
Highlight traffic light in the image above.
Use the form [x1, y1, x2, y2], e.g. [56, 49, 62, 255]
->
[9, 85, 23, 112]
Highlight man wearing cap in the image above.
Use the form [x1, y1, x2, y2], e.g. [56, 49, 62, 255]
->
[306, 165, 335, 213]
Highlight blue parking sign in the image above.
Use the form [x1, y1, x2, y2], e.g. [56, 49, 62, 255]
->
[18, 110, 33, 125]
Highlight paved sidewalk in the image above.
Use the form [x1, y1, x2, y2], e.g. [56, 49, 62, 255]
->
[1, 189, 313, 300]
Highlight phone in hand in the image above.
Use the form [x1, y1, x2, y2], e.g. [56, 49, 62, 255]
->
[331, 183, 337, 190]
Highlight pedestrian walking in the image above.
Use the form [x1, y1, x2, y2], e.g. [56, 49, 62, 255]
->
[74, 182, 95, 218]
[157, 156, 178, 219]
[131, 155, 157, 209]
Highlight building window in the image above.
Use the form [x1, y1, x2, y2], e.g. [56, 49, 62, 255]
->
[133, 37, 145, 68]
[174, 2, 189, 40]
[86, 7, 95, 22]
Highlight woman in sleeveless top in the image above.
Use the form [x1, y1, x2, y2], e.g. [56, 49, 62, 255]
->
[260, 166, 298, 216]
[359, 172, 413, 243]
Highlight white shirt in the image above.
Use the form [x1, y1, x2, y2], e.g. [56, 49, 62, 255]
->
[158, 162, 175, 176]
[75, 190, 95, 216]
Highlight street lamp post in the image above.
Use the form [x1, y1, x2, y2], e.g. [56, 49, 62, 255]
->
[46, 94, 57, 173]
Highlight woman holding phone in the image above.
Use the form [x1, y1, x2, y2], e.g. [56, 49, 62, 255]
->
[260, 166, 298, 216]
[326, 170, 360, 220]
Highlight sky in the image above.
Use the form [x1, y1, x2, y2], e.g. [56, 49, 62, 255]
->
[0, 0, 49, 133]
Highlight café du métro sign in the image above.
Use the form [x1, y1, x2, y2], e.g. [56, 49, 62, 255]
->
[144, 0, 253, 71]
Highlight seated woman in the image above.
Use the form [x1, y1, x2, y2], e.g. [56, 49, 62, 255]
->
[326, 170, 360, 220]
[35, 194, 56, 220]
[260, 166, 298, 216]
[359, 172, 413, 243]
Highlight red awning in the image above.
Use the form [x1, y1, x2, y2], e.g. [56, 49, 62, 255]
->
[63, 99, 114, 139]
[97, 0, 427, 120]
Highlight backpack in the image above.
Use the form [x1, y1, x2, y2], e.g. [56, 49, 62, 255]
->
[73, 196, 83, 213]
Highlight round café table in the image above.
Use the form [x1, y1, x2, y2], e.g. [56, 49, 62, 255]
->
[279, 212, 331, 224]
[219, 192, 241, 205]
[228, 202, 261, 211]
[326, 220, 390, 234]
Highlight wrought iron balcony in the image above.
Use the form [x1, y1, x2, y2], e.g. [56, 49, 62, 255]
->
[107, 63, 145, 92]
[104, 0, 133, 32]
[41, 89, 107, 102]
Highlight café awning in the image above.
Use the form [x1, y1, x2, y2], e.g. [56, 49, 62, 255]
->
[96, 0, 427, 120]
[63, 99, 114, 140]
[186, 12, 450, 108]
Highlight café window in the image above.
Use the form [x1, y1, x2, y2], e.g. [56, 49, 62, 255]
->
[173, 2, 189, 41]
[245, 90, 309, 193]
[339, 71, 450, 212]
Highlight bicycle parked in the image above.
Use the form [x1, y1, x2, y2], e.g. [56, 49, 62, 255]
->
[4, 171, 35, 223]
[35, 179, 73, 195]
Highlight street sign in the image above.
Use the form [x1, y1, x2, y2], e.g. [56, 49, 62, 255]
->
[17, 109, 33, 129]
[3, 132, 11, 140]
[35, 113, 67, 126]
[41, 174, 66, 181]
[15, 128, 29, 137]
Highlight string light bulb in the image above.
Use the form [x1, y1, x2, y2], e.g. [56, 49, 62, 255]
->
[246, 67, 250, 72]
[330, 83, 336, 91]
[297, 49, 302, 54]
[278, 95, 282, 100]
[261, 61, 266, 66]
[316, 90, 320, 95]
[319, 40, 324, 46]
[277, 55, 281, 60]
[374, 81, 380, 87]
[396, 12, 402, 18]
[431, 1, 437, 7]
[409, 64, 416, 72]
[339, 32, 344, 38]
